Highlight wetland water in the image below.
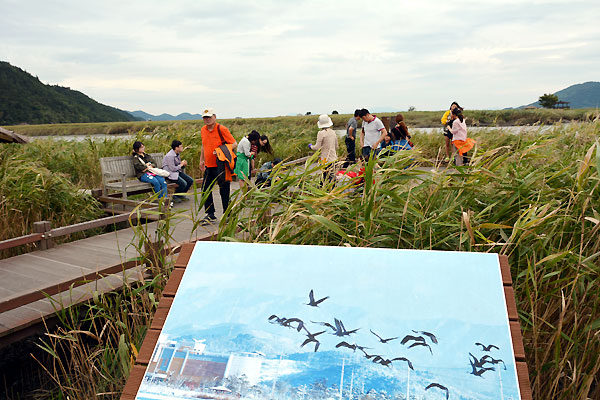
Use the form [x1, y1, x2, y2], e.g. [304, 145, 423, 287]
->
[29, 124, 562, 142]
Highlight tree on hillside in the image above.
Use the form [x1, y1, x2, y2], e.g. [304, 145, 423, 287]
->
[539, 93, 559, 109]
[332, 110, 338, 114]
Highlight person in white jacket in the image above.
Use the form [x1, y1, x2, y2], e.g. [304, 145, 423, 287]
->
[309, 114, 338, 185]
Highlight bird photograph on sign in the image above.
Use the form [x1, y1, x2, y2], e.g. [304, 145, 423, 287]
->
[135, 242, 522, 400]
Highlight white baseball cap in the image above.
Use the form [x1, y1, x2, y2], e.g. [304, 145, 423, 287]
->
[201, 108, 216, 117]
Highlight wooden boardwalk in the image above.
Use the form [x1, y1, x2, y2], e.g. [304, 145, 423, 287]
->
[0, 160, 448, 347]
[0, 184, 238, 347]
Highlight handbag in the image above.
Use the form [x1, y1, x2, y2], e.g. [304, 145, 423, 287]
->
[136, 155, 170, 177]
[148, 166, 170, 177]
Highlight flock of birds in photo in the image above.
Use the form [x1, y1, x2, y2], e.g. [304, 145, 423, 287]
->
[266, 290, 509, 399]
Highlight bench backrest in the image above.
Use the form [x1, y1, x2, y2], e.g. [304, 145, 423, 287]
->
[100, 153, 165, 179]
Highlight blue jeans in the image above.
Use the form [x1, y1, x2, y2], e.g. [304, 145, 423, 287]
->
[169, 172, 194, 197]
[139, 173, 168, 199]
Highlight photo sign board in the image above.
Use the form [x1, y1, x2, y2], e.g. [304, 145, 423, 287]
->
[134, 242, 524, 400]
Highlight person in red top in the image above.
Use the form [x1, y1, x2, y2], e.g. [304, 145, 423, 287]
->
[198, 108, 237, 224]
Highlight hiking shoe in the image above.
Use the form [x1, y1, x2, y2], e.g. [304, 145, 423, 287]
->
[200, 215, 217, 226]
[172, 196, 183, 204]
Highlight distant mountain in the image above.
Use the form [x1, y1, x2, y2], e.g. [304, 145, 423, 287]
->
[521, 81, 600, 109]
[127, 110, 204, 121]
[0, 61, 141, 125]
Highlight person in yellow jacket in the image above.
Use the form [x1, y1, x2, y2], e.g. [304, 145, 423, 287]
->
[441, 102, 460, 160]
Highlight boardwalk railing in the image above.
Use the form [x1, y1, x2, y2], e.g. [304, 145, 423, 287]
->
[0, 205, 160, 253]
[0, 154, 313, 315]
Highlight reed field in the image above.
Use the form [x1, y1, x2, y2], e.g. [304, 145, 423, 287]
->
[2, 108, 598, 137]
[0, 116, 599, 399]
[219, 121, 600, 399]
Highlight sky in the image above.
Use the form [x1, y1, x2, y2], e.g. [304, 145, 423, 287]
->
[1, 0, 599, 118]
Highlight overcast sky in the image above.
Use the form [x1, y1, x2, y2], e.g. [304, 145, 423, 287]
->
[1, 0, 598, 117]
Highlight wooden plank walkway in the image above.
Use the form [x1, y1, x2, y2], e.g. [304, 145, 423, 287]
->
[0, 183, 238, 347]
[0, 160, 450, 346]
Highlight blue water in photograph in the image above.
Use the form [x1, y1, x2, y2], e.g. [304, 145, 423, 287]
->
[136, 243, 522, 400]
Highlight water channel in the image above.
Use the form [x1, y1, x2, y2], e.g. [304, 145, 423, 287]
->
[28, 124, 562, 143]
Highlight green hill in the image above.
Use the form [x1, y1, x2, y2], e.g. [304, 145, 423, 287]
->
[0, 61, 140, 125]
[522, 81, 600, 109]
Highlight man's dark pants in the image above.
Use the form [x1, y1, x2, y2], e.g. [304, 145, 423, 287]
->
[362, 146, 374, 162]
[343, 137, 356, 168]
[202, 167, 230, 217]
[168, 172, 194, 199]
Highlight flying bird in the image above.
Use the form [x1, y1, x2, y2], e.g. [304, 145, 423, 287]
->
[370, 329, 399, 344]
[336, 341, 370, 352]
[471, 366, 495, 377]
[401, 334, 426, 345]
[282, 317, 305, 332]
[306, 289, 329, 307]
[485, 357, 507, 370]
[311, 320, 337, 333]
[475, 342, 499, 352]
[300, 329, 325, 352]
[268, 315, 287, 324]
[425, 383, 449, 400]
[391, 357, 414, 370]
[372, 356, 394, 367]
[469, 359, 495, 377]
[469, 353, 489, 368]
[333, 318, 359, 337]
[359, 348, 380, 360]
[412, 330, 438, 344]
[408, 342, 433, 355]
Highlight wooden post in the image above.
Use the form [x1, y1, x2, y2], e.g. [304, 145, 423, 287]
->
[144, 240, 164, 271]
[91, 188, 103, 199]
[33, 221, 53, 250]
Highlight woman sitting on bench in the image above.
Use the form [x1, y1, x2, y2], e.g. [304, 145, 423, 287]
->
[132, 141, 168, 199]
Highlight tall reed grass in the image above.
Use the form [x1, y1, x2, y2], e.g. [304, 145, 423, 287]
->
[0, 149, 102, 255]
[2, 120, 598, 399]
[219, 122, 600, 399]
[30, 201, 176, 399]
[3, 108, 597, 136]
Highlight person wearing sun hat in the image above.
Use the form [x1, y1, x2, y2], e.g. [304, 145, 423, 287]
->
[309, 114, 338, 184]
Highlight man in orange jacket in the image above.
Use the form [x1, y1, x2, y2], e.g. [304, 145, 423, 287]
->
[199, 108, 237, 224]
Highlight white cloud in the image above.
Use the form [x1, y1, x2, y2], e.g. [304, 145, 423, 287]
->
[59, 76, 218, 94]
[1, 0, 598, 116]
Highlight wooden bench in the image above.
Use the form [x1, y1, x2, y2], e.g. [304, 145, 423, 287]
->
[100, 153, 169, 200]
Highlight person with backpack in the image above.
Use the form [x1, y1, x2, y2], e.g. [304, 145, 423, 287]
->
[198, 108, 237, 224]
